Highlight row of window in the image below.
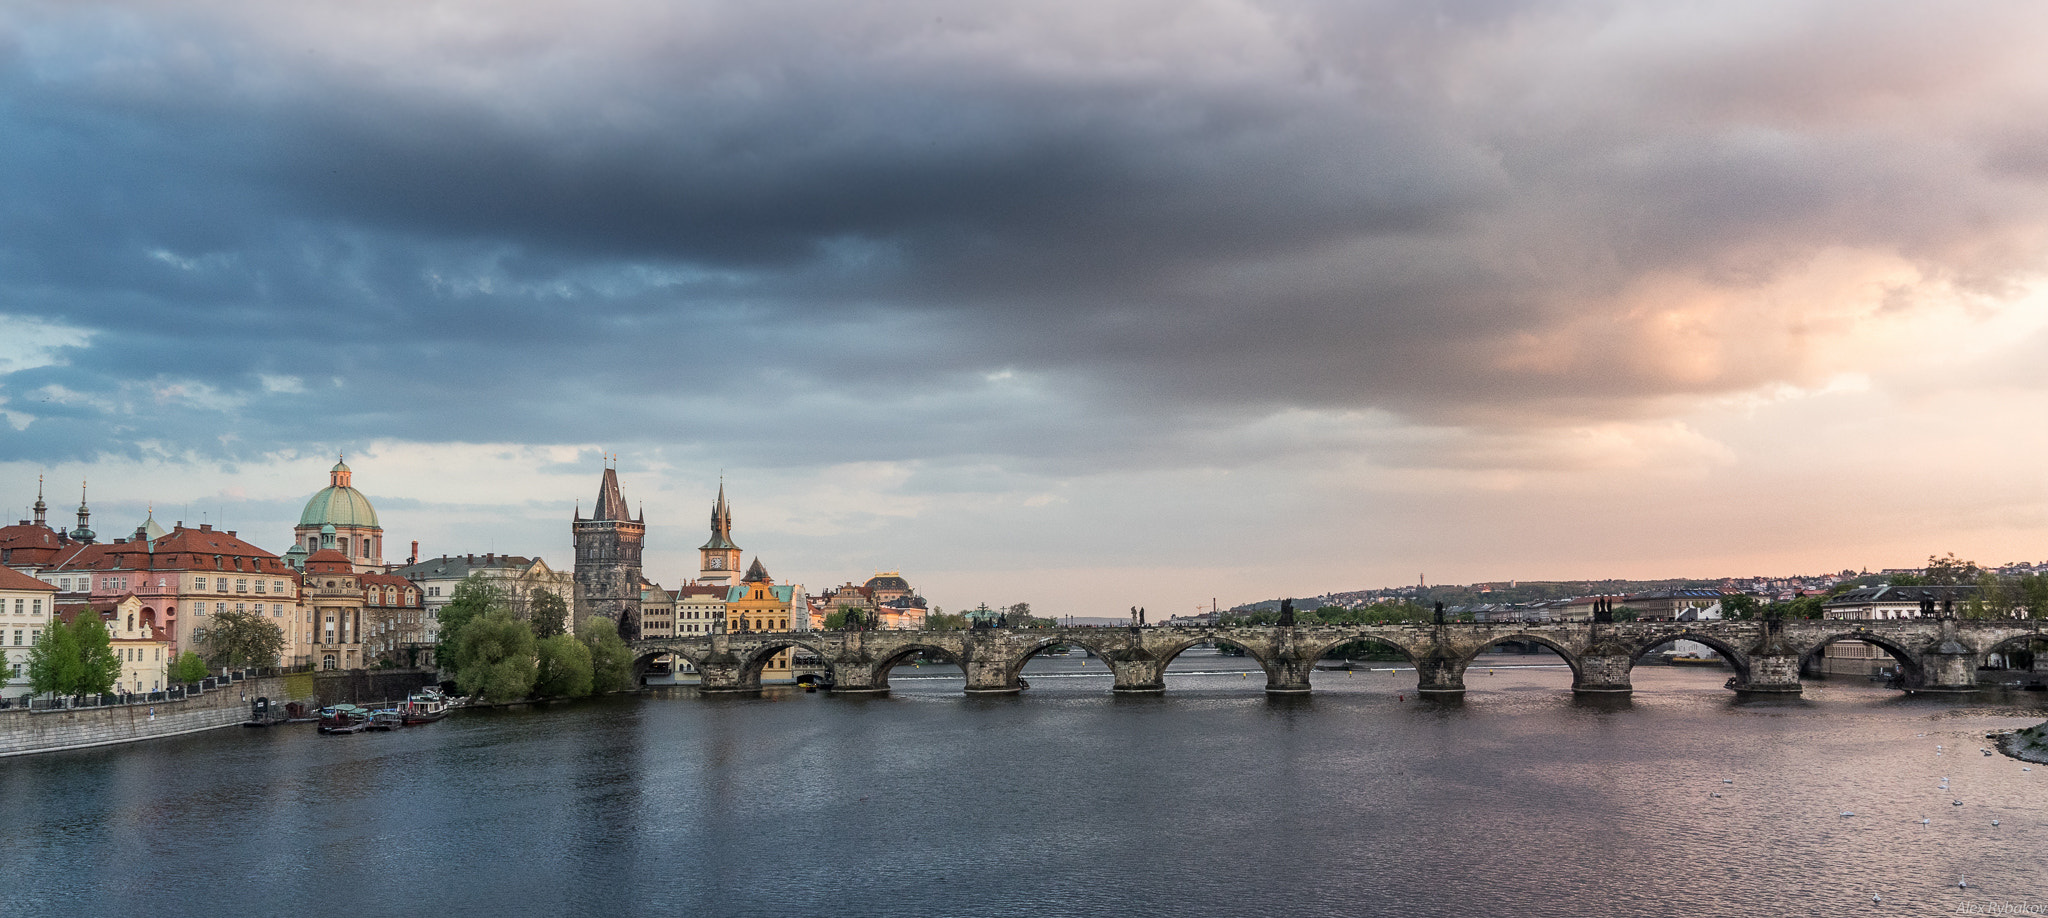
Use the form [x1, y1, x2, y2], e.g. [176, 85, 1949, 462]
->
[6, 599, 44, 616]
[11, 629, 42, 646]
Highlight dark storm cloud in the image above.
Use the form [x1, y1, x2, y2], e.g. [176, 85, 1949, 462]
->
[4, 0, 2047, 466]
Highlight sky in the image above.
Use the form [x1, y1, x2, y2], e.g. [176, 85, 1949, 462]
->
[4, 1, 2048, 616]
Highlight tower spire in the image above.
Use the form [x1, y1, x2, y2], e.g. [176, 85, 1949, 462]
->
[32, 473, 46, 527]
[71, 480, 95, 544]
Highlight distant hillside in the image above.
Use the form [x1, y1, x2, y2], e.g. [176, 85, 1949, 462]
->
[1233, 579, 1723, 613]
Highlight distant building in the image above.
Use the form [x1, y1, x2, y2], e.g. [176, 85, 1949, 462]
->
[55, 595, 168, 693]
[697, 482, 742, 587]
[286, 458, 389, 573]
[725, 559, 805, 682]
[392, 552, 573, 637]
[302, 548, 368, 670]
[1822, 584, 1976, 620]
[572, 464, 645, 638]
[1621, 590, 1725, 620]
[0, 565, 57, 695]
[361, 571, 428, 667]
[42, 522, 305, 666]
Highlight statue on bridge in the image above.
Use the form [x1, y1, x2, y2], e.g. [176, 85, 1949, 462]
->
[1278, 599, 1294, 627]
[1434, 601, 1444, 625]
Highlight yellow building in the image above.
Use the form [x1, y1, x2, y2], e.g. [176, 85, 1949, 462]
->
[56, 594, 168, 694]
[725, 559, 805, 682]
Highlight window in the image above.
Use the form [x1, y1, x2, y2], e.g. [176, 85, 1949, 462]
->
[236, 579, 248, 593]
[194, 628, 207, 642]
[194, 576, 206, 590]
[30, 600, 38, 614]
[254, 580, 266, 594]
[234, 603, 245, 614]
[214, 602, 225, 614]
[11, 630, 19, 646]
[273, 580, 284, 593]
[274, 604, 284, 617]
[193, 603, 206, 617]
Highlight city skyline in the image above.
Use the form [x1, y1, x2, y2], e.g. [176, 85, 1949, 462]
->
[5, 2, 2048, 614]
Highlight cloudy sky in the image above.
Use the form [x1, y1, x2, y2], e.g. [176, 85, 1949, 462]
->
[5, 1, 2048, 614]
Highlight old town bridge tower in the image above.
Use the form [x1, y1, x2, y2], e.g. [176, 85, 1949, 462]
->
[572, 461, 645, 638]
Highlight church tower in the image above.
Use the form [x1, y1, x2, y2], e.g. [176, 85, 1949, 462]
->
[573, 460, 646, 638]
[697, 481, 742, 585]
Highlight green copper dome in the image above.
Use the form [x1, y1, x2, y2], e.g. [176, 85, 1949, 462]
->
[299, 459, 381, 529]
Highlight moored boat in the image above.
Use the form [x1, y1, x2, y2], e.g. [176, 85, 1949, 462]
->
[317, 704, 372, 734]
[398, 691, 452, 725]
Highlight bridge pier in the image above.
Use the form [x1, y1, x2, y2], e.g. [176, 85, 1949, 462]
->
[1415, 655, 1465, 696]
[1909, 647, 1981, 694]
[1572, 654, 1632, 694]
[1726, 654, 1802, 695]
[1110, 659, 1165, 693]
[963, 656, 1022, 694]
[1263, 654, 1315, 695]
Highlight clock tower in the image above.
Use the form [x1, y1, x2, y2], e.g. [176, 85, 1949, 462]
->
[697, 481, 742, 585]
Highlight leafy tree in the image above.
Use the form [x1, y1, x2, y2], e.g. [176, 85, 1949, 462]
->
[26, 621, 77, 696]
[1720, 594, 1762, 620]
[29, 615, 123, 699]
[531, 589, 569, 639]
[1610, 606, 1640, 622]
[1923, 553, 1982, 586]
[580, 616, 632, 693]
[1005, 602, 1032, 619]
[534, 633, 593, 698]
[169, 651, 210, 684]
[2018, 575, 2048, 621]
[201, 607, 287, 668]
[438, 574, 508, 675]
[923, 612, 969, 631]
[452, 610, 538, 703]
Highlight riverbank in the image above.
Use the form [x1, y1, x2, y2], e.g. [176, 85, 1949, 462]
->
[0, 672, 317, 758]
[1997, 721, 2048, 764]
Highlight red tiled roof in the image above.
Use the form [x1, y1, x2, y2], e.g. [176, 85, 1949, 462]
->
[0, 565, 58, 591]
[46, 525, 290, 574]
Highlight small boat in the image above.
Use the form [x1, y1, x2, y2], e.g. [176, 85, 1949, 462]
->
[1669, 653, 1723, 666]
[367, 709, 405, 731]
[317, 704, 372, 734]
[398, 692, 452, 725]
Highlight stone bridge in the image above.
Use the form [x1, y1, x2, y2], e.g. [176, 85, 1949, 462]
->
[629, 618, 2047, 697]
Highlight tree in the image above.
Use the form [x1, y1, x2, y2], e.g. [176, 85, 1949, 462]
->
[1923, 553, 1982, 586]
[1610, 606, 1640, 622]
[201, 607, 287, 668]
[1720, 594, 1762, 620]
[923, 612, 969, 631]
[2018, 575, 2048, 621]
[29, 615, 122, 699]
[438, 574, 507, 675]
[531, 589, 569, 639]
[580, 616, 632, 693]
[452, 610, 538, 703]
[169, 651, 209, 684]
[534, 634, 593, 698]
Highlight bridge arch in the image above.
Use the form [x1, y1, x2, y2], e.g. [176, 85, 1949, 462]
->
[1005, 635, 1118, 684]
[630, 646, 708, 686]
[737, 638, 837, 686]
[1456, 633, 1584, 684]
[1627, 631, 1752, 684]
[1797, 630, 1924, 685]
[1305, 633, 1419, 668]
[868, 642, 966, 691]
[1982, 632, 2046, 668]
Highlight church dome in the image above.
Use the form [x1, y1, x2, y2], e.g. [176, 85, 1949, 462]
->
[299, 459, 381, 529]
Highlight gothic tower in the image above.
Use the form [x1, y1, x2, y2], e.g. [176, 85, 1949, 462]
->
[573, 461, 645, 638]
[698, 480, 741, 585]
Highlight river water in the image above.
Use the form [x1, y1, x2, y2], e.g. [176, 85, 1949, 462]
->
[5, 651, 2044, 918]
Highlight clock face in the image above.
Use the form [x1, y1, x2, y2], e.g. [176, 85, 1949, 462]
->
[707, 556, 724, 570]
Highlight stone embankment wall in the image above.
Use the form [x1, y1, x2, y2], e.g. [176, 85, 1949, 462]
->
[313, 669, 440, 706]
[0, 673, 318, 758]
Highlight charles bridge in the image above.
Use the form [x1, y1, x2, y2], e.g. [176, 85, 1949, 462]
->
[628, 617, 2048, 697]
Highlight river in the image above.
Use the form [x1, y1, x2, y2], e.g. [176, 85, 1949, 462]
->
[4, 651, 2044, 917]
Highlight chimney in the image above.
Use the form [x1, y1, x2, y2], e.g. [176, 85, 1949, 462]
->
[487, 552, 495, 563]
[199, 523, 212, 531]
[467, 553, 474, 564]
[227, 531, 235, 537]
[410, 541, 419, 563]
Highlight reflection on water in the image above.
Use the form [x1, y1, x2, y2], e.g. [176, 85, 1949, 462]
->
[3, 652, 2043, 918]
